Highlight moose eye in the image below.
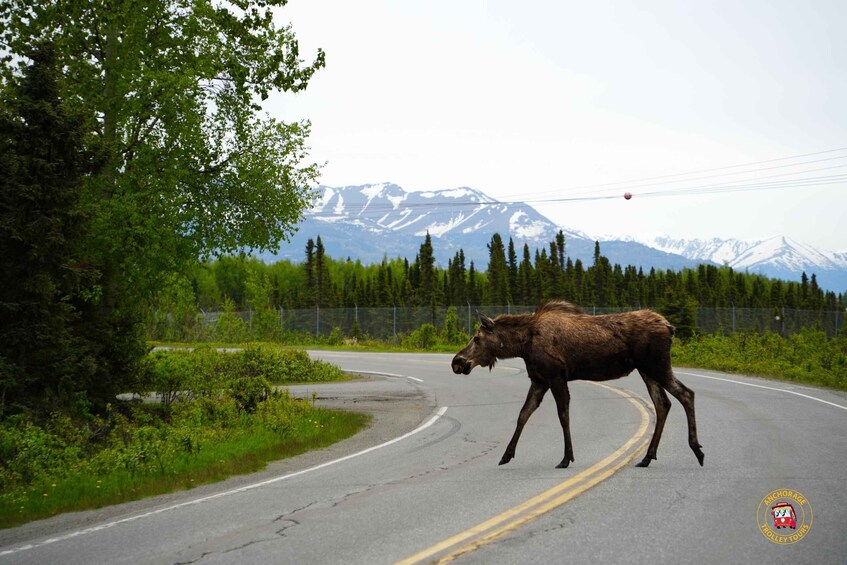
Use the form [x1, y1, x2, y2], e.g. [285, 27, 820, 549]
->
[473, 336, 480, 343]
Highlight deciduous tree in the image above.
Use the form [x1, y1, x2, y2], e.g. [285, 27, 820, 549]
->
[1, 0, 324, 406]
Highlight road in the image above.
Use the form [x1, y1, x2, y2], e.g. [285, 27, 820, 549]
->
[1, 352, 845, 564]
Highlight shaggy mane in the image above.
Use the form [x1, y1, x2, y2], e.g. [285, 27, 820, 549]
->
[535, 301, 585, 316]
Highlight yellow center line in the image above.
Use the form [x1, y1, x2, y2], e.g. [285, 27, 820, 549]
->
[396, 382, 652, 565]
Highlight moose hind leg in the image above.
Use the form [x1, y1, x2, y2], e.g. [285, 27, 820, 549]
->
[500, 379, 548, 465]
[636, 372, 671, 468]
[549, 379, 575, 469]
[663, 375, 705, 466]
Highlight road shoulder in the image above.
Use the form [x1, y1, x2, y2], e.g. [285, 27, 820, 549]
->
[0, 374, 434, 549]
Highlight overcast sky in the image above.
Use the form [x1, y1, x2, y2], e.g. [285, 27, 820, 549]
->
[266, 0, 847, 252]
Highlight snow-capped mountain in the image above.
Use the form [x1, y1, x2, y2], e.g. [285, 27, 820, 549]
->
[308, 182, 576, 243]
[630, 235, 847, 291]
[259, 183, 847, 292]
[263, 183, 705, 272]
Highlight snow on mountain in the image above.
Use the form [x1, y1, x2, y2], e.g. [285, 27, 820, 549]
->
[257, 183, 847, 292]
[633, 235, 847, 272]
[627, 234, 847, 291]
[305, 183, 562, 245]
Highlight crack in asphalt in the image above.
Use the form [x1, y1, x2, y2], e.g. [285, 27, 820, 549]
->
[173, 550, 214, 565]
[222, 537, 279, 554]
[274, 519, 299, 537]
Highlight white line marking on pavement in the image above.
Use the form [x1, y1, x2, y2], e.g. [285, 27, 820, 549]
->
[678, 370, 847, 412]
[346, 369, 424, 383]
[0, 406, 449, 556]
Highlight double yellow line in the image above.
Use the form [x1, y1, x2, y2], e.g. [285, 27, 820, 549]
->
[397, 382, 653, 564]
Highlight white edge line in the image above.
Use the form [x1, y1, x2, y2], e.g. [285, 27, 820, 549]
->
[677, 370, 847, 412]
[344, 369, 424, 383]
[0, 406, 449, 556]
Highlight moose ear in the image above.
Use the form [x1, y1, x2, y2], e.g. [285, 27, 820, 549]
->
[477, 311, 495, 330]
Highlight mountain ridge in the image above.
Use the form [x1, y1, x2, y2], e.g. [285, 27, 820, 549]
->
[259, 183, 847, 292]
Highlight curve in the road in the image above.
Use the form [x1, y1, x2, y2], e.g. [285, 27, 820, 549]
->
[678, 370, 847, 411]
[397, 381, 654, 564]
[0, 400, 449, 558]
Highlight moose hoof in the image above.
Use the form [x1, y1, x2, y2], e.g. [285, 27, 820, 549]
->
[499, 453, 513, 466]
[555, 459, 570, 469]
[635, 458, 652, 468]
[695, 449, 705, 467]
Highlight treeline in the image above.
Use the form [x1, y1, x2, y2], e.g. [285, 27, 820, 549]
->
[152, 231, 845, 316]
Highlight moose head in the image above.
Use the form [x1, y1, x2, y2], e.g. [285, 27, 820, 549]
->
[451, 312, 502, 374]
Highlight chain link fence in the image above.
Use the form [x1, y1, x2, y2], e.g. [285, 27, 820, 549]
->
[147, 305, 846, 342]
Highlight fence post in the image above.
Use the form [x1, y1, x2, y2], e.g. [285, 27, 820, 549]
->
[732, 304, 736, 334]
[780, 306, 785, 336]
[393, 304, 397, 336]
[316, 304, 320, 336]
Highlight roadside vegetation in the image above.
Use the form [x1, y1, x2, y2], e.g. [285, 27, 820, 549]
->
[672, 329, 847, 390]
[0, 347, 366, 529]
[1, 13, 843, 532]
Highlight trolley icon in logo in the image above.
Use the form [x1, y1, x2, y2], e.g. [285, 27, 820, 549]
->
[771, 501, 797, 529]
[757, 488, 812, 544]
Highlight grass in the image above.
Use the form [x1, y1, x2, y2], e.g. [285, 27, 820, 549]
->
[0, 406, 369, 529]
[5, 330, 842, 530]
[0, 346, 371, 529]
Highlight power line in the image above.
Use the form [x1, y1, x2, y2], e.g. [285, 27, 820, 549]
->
[304, 148, 847, 218]
[513, 147, 847, 200]
[306, 170, 846, 216]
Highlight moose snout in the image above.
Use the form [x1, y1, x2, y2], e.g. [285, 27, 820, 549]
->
[452, 355, 472, 375]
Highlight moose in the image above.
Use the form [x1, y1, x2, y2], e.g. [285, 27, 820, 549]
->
[451, 301, 704, 469]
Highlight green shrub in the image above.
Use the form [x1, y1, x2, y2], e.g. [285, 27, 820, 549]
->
[0, 390, 365, 528]
[228, 376, 271, 413]
[673, 330, 847, 390]
[442, 306, 468, 345]
[214, 298, 249, 343]
[250, 309, 283, 341]
[140, 351, 193, 408]
[136, 347, 347, 407]
[402, 324, 439, 350]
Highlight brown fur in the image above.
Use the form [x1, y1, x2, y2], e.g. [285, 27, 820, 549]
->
[451, 301, 704, 468]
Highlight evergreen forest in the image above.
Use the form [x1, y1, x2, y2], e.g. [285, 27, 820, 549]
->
[162, 231, 845, 316]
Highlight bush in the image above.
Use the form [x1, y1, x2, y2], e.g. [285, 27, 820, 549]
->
[442, 306, 468, 345]
[135, 346, 348, 406]
[140, 351, 194, 408]
[214, 298, 249, 343]
[672, 330, 847, 390]
[250, 309, 283, 341]
[0, 345, 361, 528]
[403, 323, 438, 350]
[228, 376, 271, 413]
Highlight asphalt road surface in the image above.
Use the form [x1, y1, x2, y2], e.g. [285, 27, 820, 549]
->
[1, 352, 845, 564]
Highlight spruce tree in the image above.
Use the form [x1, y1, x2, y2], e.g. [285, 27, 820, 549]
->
[0, 44, 96, 413]
[487, 233, 510, 305]
[507, 238, 518, 304]
[416, 232, 436, 306]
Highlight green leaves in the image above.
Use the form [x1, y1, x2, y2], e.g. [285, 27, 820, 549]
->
[1, 0, 324, 410]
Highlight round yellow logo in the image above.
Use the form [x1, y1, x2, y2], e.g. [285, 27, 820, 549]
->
[757, 488, 813, 544]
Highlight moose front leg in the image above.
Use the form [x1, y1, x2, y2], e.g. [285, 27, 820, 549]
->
[500, 379, 549, 465]
[549, 378, 575, 468]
